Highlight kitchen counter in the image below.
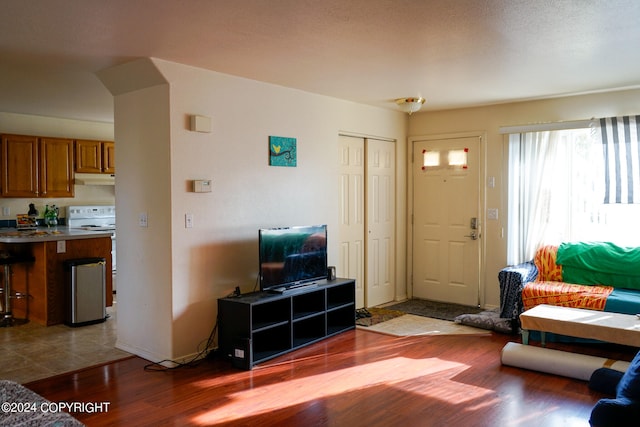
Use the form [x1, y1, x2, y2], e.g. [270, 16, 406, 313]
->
[0, 229, 113, 325]
[0, 227, 113, 243]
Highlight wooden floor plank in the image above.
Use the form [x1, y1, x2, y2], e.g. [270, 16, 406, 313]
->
[25, 329, 636, 426]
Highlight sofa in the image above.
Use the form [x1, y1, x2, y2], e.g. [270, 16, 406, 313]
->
[499, 242, 640, 330]
[589, 350, 640, 426]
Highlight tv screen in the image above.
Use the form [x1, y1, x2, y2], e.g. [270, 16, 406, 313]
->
[259, 225, 328, 291]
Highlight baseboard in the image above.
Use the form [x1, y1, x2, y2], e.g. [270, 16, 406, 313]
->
[115, 341, 211, 368]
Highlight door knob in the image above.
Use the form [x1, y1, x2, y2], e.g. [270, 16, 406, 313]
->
[464, 231, 479, 240]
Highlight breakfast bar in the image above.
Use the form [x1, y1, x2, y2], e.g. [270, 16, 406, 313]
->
[0, 228, 113, 326]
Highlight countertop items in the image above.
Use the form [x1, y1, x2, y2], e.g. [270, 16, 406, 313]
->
[0, 227, 113, 243]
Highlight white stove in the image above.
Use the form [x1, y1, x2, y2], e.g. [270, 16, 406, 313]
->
[75, 225, 116, 231]
[67, 205, 116, 272]
[66, 205, 116, 229]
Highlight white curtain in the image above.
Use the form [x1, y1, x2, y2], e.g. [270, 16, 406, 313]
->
[508, 132, 560, 264]
[506, 128, 601, 265]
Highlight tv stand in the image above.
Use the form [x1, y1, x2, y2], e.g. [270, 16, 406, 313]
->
[218, 278, 355, 370]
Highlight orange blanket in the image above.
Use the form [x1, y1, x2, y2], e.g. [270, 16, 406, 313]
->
[522, 281, 614, 311]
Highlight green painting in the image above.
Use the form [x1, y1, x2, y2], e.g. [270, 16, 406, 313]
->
[269, 136, 297, 167]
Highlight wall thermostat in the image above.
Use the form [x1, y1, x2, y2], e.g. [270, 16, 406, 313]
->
[192, 180, 212, 193]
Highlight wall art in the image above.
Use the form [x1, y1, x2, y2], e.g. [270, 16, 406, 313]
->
[269, 136, 297, 167]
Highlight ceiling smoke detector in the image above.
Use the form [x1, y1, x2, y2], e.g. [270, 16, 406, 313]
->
[395, 97, 426, 115]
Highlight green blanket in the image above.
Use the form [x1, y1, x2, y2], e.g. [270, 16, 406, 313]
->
[556, 242, 640, 290]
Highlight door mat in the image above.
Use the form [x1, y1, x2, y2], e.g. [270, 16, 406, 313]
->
[360, 314, 491, 337]
[384, 299, 484, 322]
[356, 307, 405, 327]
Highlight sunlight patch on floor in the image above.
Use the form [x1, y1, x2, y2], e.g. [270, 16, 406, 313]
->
[191, 357, 494, 425]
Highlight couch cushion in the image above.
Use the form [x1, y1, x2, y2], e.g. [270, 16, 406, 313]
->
[522, 280, 613, 311]
[533, 245, 562, 282]
[590, 397, 640, 427]
[617, 350, 640, 399]
[557, 242, 640, 290]
[604, 288, 640, 315]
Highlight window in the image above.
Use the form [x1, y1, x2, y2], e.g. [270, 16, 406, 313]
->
[507, 124, 640, 265]
[421, 148, 468, 170]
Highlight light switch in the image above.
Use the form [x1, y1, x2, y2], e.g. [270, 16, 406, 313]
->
[139, 212, 148, 227]
[185, 213, 194, 228]
[487, 208, 499, 220]
[57, 240, 66, 253]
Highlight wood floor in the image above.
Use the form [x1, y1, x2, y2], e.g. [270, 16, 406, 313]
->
[25, 328, 636, 427]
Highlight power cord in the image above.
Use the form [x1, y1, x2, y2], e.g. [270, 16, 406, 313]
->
[143, 317, 219, 372]
[252, 273, 260, 293]
[144, 283, 250, 371]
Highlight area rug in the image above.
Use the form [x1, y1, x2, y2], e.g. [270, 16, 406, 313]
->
[384, 299, 484, 321]
[355, 307, 406, 327]
[0, 380, 84, 426]
[358, 314, 490, 337]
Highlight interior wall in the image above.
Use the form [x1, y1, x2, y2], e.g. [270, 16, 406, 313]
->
[157, 59, 408, 358]
[111, 84, 174, 361]
[408, 87, 640, 309]
[103, 58, 407, 361]
[0, 112, 115, 218]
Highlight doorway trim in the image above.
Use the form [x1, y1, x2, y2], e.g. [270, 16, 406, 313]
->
[407, 131, 487, 306]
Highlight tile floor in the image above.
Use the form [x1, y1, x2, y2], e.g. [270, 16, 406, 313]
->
[0, 302, 130, 384]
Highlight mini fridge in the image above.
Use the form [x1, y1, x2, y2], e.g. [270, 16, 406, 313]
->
[64, 257, 107, 326]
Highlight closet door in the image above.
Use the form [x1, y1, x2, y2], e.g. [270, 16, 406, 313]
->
[338, 135, 365, 308]
[338, 135, 396, 308]
[366, 138, 395, 307]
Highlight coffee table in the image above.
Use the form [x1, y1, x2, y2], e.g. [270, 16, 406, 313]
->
[520, 304, 640, 347]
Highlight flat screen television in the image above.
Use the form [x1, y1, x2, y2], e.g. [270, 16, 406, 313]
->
[259, 225, 328, 292]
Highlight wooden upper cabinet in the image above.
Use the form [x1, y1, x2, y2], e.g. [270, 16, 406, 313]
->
[1, 134, 74, 198]
[40, 137, 75, 197]
[103, 141, 115, 174]
[1, 134, 39, 197]
[75, 139, 101, 173]
[75, 139, 115, 174]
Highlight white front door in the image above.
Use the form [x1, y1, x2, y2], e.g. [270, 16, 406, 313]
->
[412, 136, 481, 306]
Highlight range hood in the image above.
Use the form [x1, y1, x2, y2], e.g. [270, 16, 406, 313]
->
[74, 173, 115, 186]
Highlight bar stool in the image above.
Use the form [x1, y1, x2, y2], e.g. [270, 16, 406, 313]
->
[0, 253, 35, 327]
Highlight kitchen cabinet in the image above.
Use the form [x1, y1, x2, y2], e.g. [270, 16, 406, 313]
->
[1, 134, 74, 198]
[0, 232, 113, 326]
[103, 141, 115, 173]
[75, 139, 115, 174]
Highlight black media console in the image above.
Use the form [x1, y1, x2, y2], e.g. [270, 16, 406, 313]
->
[217, 278, 356, 370]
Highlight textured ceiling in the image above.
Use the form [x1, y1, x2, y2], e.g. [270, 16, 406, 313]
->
[1, 0, 640, 123]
